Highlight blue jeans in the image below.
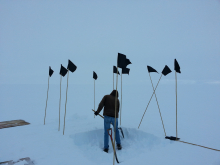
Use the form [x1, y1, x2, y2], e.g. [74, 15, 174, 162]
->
[104, 116, 121, 149]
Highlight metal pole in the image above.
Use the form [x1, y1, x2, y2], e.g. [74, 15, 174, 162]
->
[44, 75, 50, 125]
[63, 71, 69, 135]
[58, 75, 62, 131]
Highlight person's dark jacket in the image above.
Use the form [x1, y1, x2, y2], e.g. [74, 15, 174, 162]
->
[96, 90, 120, 118]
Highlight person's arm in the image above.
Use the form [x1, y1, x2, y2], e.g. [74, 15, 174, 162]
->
[96, 95, 106, 114]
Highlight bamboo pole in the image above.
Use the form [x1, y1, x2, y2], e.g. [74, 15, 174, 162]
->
[138, 74, 163, 129]
[94, 79, 95, 118]
[63, 71, 69, 135]
[44, 75, 50, 125]
[120, 73, 122, 126]
[149, 72, 166, 136]
[58, 75, 62, 131]
[113, 66, 119, 165]
[175, 71, 178, 139]
[113, 72, 114, 89]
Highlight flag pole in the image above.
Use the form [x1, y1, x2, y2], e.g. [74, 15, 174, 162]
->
[138, 74, 163, 129]
[113, 66, 118, 165]
[149, 72, 166, 136]
[63, 70, 69, 135]
[113, 72, 114, 89]
[120, 73, 122, 126]
[175, 71, 178, 139]
[58, 75, 62, 131]
[94, 79, 95, 118]
[44, 75, 50, 125]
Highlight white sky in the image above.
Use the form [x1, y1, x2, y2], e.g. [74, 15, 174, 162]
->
[0, 0, 220, 85]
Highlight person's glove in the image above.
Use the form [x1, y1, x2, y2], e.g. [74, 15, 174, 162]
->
[94, 111, 98, 116]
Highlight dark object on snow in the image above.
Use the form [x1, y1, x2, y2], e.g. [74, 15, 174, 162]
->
[162, 65, 172, 76]
[117, 144, 122, 150]
[113, 66, 120, 75]
[122, 67, 130, 75]
[118, 127, 124, 138]
[59, 65, 68, 77]
[0, 157, 34, 165]
[165, 136, 180, 141]
[0, 120, 30, 129]
[67, 60, 77, 73]
[93, 71, 98, 80]
[174, 59, 181, 73]
[103, 148, 109, 153]
[49, 66, 54, 77]
[117, 53, 131, 69]
[147, 66, 158, 73]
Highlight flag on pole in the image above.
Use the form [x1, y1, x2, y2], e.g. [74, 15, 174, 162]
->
[113, 66, 120, 75]
[122, 67, 130, 74]
[174, 59, 181, 73]
[67, 60, 77, 73]
[117, 53, 132, 69]
[49, 67, 54, 77]
[93, 71, 98, 80]
[147, 66, 158, 73]
[60, 65, 68, 77]
[162, 65, 172, 76]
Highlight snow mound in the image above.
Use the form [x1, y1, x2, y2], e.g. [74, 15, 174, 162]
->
[70, 127, 162, 164]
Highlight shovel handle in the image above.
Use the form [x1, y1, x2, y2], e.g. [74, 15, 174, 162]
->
[107, 128, 112, 137]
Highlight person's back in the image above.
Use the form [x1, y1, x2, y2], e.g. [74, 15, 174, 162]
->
[94, 90, 122, 153]
[96, 90, 120, 118]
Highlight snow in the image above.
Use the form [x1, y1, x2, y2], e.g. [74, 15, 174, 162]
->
[0, 84, 220, 165]
[0, 1, 220, 165]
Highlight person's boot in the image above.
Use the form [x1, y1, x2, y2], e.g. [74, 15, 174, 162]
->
[117, 144, 122, 150]
[103, 148, 109, 153]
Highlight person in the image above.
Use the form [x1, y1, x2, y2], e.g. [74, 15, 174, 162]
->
[94, 90, 122, 153]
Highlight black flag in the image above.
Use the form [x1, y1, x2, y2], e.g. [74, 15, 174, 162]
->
[125, 58, 132, 67]
[174, 59, 181, 73]
[162, 65, 172, 76]
[49, 66, 54, 77]
[122, 68, 130, 75]
[117, 53, 127, 68]
[147, 66, 158, 73]
[113, 66, 120, 75]
[60, 64, 68, 77]
[67, 60, 77, 73]
[93, 71, 98, 80]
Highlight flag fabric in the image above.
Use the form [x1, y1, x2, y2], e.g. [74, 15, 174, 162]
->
[162, 65, 172, 76]
[122, 68, 130, 75]
[67, 60, 77, 73]
[174, 59, 181, 73]
[117, 53, 132, 71]
[49, 66, 54, 77]
[117, 53, 127, 68]
[113, 66, 120, 75]
[59, 64, 68, 77]
[125, 58, 132, 66]
[93, 71, 98, 80]
[147, 66, 158, 73]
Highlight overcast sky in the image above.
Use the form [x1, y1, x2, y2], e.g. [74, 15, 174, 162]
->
[0, 0, 220, 85]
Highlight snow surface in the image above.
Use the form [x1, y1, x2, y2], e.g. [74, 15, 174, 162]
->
[0, 1, 220, 165]
[0, 84, 220, 165]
